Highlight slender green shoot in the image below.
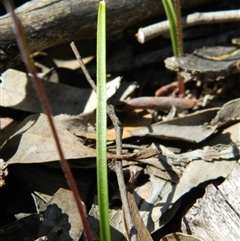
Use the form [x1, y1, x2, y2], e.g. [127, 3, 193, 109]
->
[162, 0, 178, 56]
[96, 1, 111, 241]
[162, 0, 185, 96]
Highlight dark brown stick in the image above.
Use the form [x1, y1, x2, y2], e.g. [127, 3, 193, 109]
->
[174, 0, 184, 55]
[120, 96, 197, 111]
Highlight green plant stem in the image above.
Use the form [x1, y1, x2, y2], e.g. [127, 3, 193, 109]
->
[162, 0, 178, 56]
[162, 0, 185, 97]
[96, 1, 111, 241]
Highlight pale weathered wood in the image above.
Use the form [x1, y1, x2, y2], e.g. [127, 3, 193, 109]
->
[181, 163, 240, 241]
[0, 0, 215, 71]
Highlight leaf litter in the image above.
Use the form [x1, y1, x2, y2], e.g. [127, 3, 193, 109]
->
[0, 3, 240, 241]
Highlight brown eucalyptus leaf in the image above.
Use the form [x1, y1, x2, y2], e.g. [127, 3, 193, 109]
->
[88, 196, 126, 241]
[1, 69, 91, 115]
[170, 160, 237, 209]
[207, 122, 240, 145]
[1, 113, 156, 166]
[129, 108, 219, 143]
[54, 111, 96, 133]
[1, 113, 97, 165]
[39, 188, 85, 241]
[88, 175, 174, 239]
[75, 110, 152, 140]
[83, 76, 121, 113]
[53, 56, 94, 70]
[210, 98, 240, 126]
[134, 150, 238, 229]
[135, 174, 174, 230]
[1, 69, 120, 115]
[0, 117, 20, 146]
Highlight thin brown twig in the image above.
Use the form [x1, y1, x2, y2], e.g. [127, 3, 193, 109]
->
[70, 42, 138, 241]
[173, 0, 184, 55]
[3, 2, 93, 241]
[108, 106, 138, 241]
[173, 0, 185, 97]
[118, 96, 197, 112]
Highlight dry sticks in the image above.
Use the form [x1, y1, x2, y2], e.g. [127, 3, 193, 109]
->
[83, 29, 240, 76]
[136, 10, 240, 43]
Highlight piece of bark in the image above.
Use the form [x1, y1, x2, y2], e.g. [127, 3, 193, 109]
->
[164, 46, 240, 81]
[181, 164, 240, 241]
[0, 0, 215, 71]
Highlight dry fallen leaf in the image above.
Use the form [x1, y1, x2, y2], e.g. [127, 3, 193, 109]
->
[1, 113, 97, 165]
[207, 122, 240, 145]
[83, 76, 121, 113]
[39, 188, 85, 241]
[170, 160, 238, 210]
[75, 110, 152, 140]
[2, 113, 158, 167]
[89, 174, 175, 238]
[1, 69, 120, 115]
[130, 108, 219, 143]
[53, 55, 94, 70]
[210, 97, 240, 126]
[0, 117, 20, 146]
[160, 232, 203, 241]
[1, 69, 90, 115]
[88, 196, 126, 241]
